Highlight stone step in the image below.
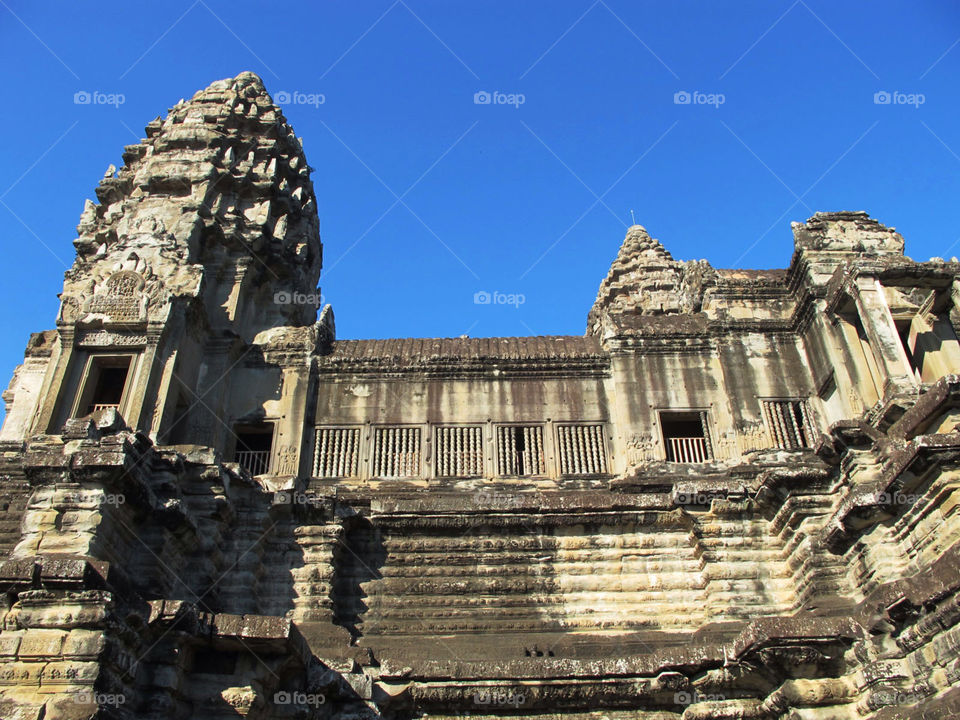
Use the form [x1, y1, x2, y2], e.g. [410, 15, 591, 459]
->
[362, 590, 711, 610]
[370, 558, 705, 577]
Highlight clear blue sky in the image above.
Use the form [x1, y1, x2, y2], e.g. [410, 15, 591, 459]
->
[2, 1, 960, 426]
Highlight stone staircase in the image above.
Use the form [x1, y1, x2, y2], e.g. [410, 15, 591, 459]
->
[355, 512, 714, 638]
[692, 502, 796, 622]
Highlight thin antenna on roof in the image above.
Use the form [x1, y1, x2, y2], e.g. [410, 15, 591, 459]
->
[630, 209, 636, 225]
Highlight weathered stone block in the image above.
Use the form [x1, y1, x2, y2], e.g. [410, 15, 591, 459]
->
[61, 630, 104, 659]
[17, 629, 66, 659]
[0, 629, 25, 658]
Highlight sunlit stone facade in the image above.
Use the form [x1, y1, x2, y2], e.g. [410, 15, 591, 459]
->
[2, 73, 960, 719]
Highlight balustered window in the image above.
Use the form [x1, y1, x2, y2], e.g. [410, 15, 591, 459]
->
[233, 423, 274, 475]
[556, 424, 608, 475]
[436, 426, 484, 477]
[660, 411, 713, 463]
[496, 425, 544, 477]
[762, 399, 815, 449]
[372, 426, 421, 478]
[314, 427, 361, 477]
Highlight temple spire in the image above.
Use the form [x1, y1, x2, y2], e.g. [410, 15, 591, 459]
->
[588, 223, 711, 335]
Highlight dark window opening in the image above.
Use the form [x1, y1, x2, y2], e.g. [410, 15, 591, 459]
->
[92, 366, 128, 407]
[77, 356, 132, 417]
[660, 411, 712, 463]
[233, 423, 273, 475]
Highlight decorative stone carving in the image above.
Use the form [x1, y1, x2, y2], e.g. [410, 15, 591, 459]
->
[792, 210, 905, 255]
[626, 432, 657, 464]
[275, 445, 297, 475]
[86, 270, 146, 322]
[75, 329, 147, 347]
[737, 422, 771, 454]
[57, 296, 80, 324]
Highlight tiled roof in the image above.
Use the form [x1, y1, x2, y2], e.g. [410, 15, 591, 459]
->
[315, 335, 609, 375]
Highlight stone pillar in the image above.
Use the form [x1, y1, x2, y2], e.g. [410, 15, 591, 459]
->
[224, 257, 254, 328]
[853, 277, 915, 396]
[272, 365, 312, 478]
[123, 329, 164, 437]
[33, 331, 74, 434]
[832, 315, 881, 411]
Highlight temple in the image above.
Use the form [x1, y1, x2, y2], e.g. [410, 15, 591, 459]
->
[2, 72, 960, 719]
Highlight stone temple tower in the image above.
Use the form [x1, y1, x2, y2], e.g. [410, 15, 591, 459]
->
[2, 71, 329, 462]
[3, 74, 960, 719]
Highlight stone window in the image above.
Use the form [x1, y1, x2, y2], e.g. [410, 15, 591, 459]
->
[660, 411, 713, 463]
[496, 425, 544, 477]
[762, 399, 815, 449]
[372, 426, 421, 478]
[314, 427, 361, 478]
[435, 426, 484, 478]
[233, 423, 274, 475]
[556, 424, 608, 475]
[74, 355, 133, 417]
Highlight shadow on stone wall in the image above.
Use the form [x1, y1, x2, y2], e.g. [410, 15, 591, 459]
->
[333, 515, 387, 641]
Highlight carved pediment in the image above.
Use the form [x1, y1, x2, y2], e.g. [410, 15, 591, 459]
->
[60, 253, 167, 327]
[86, 270, 147, 323]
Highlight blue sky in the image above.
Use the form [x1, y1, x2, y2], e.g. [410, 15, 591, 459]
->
[2, 1, 960, 425]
